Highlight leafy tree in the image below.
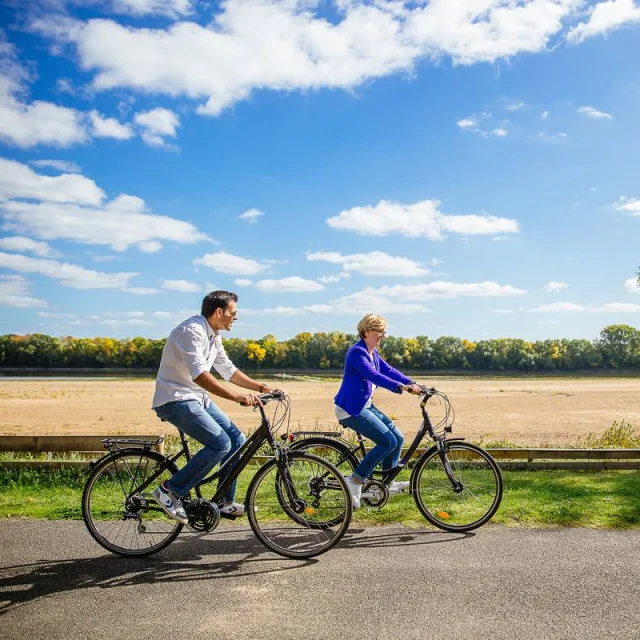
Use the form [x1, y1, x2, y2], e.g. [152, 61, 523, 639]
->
[598, 325, 640, 368]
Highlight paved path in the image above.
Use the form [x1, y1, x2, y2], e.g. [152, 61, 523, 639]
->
[1, 521, 638, 640]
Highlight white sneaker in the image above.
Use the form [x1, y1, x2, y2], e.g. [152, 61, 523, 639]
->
[387, 480, 410, 494]
[344, 475, 363, 509]
[153, 484, 188, 524]
[220, 502, 245, 517]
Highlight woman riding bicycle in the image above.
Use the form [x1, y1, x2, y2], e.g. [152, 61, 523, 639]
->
[334, 313, 421, 508]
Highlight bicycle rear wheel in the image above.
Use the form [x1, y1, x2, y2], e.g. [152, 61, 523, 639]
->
[412, 442, 503, 532]
[246, 452, 352, 559]
[289, 436, 359, 476]
[82, 450, 182, 556]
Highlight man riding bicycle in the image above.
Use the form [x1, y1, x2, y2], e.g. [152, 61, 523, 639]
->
[152, 290, 278, 524]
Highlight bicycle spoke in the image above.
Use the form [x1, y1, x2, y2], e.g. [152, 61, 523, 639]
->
[247, 453, 351, 558]
[413, 443, 502, 531]
[83, 451, 182, 556]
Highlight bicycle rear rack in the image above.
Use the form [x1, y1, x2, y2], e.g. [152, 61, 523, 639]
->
[102, 437, 164, 454]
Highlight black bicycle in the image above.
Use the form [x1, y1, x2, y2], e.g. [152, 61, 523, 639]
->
[82, 391, 352, 559]
[287, 387, 503, 532]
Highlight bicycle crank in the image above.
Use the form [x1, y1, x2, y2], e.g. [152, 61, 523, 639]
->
[184, 499, 221, 532]
[361, 478, 389, 509]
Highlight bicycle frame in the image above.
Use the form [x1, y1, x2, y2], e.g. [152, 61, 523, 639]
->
[107, 399, 284, 505]
[290, 390, 465, 490]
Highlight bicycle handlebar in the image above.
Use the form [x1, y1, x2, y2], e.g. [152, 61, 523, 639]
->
[239, 389, 286, 406]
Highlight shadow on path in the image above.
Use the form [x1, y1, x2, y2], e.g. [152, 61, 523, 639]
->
[0, 528, 312, 615]
[0, 525, 470, 615]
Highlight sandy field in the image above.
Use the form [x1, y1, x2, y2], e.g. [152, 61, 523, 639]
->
[1, 377, 639, 446]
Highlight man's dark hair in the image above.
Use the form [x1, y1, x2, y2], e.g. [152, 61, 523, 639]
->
[201, 291, 238, 317]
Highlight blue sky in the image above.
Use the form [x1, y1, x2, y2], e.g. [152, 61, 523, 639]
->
[0, 0, 639, 341]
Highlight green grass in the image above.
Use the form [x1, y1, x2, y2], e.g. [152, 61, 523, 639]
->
[1, 421, 638, 527]
[0, 464, 637, 528]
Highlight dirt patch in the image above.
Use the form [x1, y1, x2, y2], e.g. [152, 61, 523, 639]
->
[1, 377, 639, 446]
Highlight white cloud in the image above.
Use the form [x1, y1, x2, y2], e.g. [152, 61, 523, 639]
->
[430, 258, 443, 267]
[100, 317, 151, 326]
[0, 236, 60, 258]
[590, 302, 640, 312]
[624, 277, 640, 293]
[359, 281, 527, 301]
[109, 0, 194, 18]
[234, 278, 254, 286]
[123, 287, 161, 294]
[243, 278, 525, 316]
[529, 302, 585, 312]
[134, 108, 179, 147]
[2, 198, 210, 252]
[89, 110, 134, 139]
[545, 281, 569, 292]
[38, 312, 76, 318]
[567, 0, 640, 43]
[32, 1, 601, 116]
[0, 157, 104, 204]
[255, 276, 326, 293]
[161, 279, 200, 292]
[0, 274, 47, 307]
[577, 105, 613, 120]
[458, 112, 508, 138]
[238, 208, 264, 223]
[317, 273, 351, 284]
[0, 252, 137, 289]
[0, 159, 211, 252]
[0, 70, 88, 148]
[613, 197, 640, 216]
[507, 102, 527, 111]
[541, 110, 550, 119]
[307, 250, 429, 277]
[194, 250, 269, 275]
[31, 159, 81, 173]
[326, 199, 519, 240]
[536, 131, 568, 143]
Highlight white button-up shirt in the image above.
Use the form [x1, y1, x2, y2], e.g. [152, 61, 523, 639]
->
[152, 314, 238, 408]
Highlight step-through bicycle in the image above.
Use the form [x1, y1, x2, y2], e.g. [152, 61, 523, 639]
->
[82, 391, 352, 559]
[288, 387, 503, 532]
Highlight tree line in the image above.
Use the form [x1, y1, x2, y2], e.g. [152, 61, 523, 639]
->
[0, 324, 639, 371]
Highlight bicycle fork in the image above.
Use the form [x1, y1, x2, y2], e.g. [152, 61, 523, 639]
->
[436, 440, 464, 493]
[276, 450, 308, 514]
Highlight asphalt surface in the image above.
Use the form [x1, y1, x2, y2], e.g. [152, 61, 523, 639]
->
[0, 521, 638, 640]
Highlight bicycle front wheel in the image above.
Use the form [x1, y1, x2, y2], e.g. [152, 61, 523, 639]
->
[82, 449, 183, 556]
[412, 442, 503, 532]
[246, 452, 352, 559]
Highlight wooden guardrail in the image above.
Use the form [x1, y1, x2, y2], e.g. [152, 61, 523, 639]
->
[0, 436, 638, 471]
[0, 435, 164, 470]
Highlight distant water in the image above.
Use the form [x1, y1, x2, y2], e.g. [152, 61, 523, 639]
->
[0, 373, 156, 380]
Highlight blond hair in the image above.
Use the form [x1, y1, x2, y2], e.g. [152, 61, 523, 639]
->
[357, 313, 388, 340]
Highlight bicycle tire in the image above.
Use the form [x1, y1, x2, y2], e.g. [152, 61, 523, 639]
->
[411, 442, 503, 532]
[82, 449, 183, 556]
[289, 436, 360, 476]
[246, 452, 352, 559]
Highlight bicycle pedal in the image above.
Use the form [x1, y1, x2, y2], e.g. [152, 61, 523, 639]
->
[219, 512, 242, 520]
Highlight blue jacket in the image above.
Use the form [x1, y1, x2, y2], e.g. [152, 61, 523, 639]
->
[334, 339, 414, 416]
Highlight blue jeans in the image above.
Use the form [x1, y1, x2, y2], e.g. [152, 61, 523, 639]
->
[154, 399, 246, 502]
[339, 404, 405, 482]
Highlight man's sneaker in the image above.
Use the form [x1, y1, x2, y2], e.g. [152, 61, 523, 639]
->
[344, 475, 363, 509]
[388, 480, 410, 494]
[220, 502, 245, 517]
[153, 484, 188, 524]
